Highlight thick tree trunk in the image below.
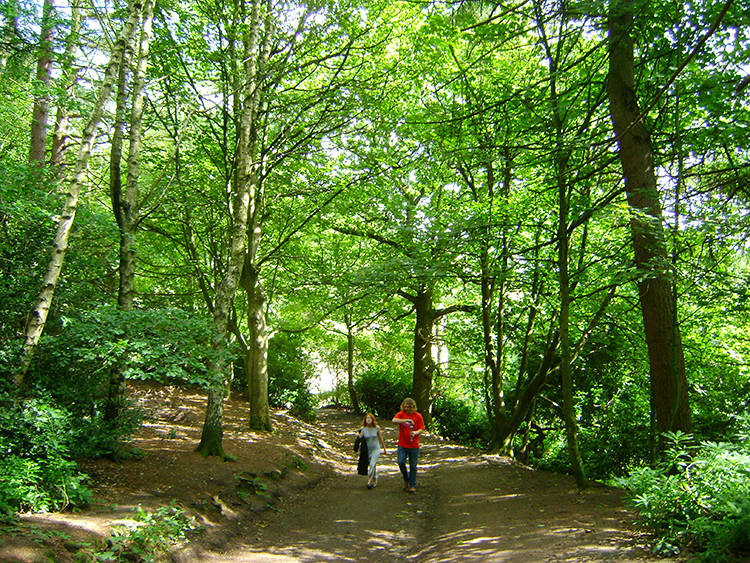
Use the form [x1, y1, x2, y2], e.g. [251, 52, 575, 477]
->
[15, 0, 143, 389]
[480, 236, 503, 447]
[606, 0, 693, 451]
[244, 266, 271, 431]
[196, 383, 229, 459]
[411, 284, 435, 426]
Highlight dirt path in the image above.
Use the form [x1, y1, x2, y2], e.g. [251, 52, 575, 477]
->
[2, 386, 685, 563]
[198, 409, 678, 563]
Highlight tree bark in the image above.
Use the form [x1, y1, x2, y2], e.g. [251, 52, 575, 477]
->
[198, 0, 270, 455]
[28, 0, 54, 166]
[346, 317, 361, 414]
[244, 264, 271, 431]
[15, 0, 144, 389]
[606, 0, 693, 451]
[410, 283, 436, 425]
[239, 0, 273, 433]
[105, 0, 154, 425]
[538, 10, 589, 487]
[51, 1, 82, 175]
[558, 165, 587, 489]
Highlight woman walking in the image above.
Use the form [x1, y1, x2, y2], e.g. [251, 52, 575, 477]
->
[358, 413, 387, 489]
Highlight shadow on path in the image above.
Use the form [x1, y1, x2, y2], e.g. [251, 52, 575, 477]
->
[200, 409, 681, 563]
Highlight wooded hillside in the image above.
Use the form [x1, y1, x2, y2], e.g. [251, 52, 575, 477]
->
[2, 0, 749, 559]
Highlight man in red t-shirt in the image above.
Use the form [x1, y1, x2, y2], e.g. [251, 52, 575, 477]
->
[392, 397, 425, 492]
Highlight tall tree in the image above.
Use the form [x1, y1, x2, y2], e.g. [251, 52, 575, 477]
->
[196, 0, 272, 456]
[28, 0, 54, 166]
[15, 0, 144, 389]
[105, 0, 155, 424]
[606, 0, 694, 450]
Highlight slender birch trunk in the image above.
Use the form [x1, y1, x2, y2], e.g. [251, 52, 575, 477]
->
[15, 0, 144, 389]
[106, 0, 154, 426]
[51, 1, 82, 175]
[29, 0, 54, 166]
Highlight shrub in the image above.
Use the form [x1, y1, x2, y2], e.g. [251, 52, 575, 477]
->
[267, 333, 318, 422]
[619, 428, 750, 561]
[432, 394, 491, 448]
[29, 305, 223, 394]
[24, 305, 224, 457]
[354, 369, 411, 418]
[101, 502, 201, 563]
[0, 396, 91, 517]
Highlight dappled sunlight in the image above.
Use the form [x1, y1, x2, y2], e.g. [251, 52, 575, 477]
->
[414, 520, 643, 563]
[67, 389, 656, 563]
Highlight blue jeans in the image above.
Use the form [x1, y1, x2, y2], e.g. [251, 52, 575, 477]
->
[397, 445, 420, 488]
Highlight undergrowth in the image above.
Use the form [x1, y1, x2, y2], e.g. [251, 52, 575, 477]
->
[91, 502, 201, 562]
[619, 424, 750, 561]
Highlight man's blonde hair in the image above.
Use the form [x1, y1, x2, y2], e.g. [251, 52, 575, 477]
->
[401, 397, 417, 410]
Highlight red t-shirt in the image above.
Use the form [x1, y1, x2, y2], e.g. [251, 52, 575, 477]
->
[394, 411, 425, 448]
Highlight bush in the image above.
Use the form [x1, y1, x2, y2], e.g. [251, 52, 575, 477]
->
[24, 305, 224, 457]
[267, 333, 318, 422]
[432, 394, 491, 448]
[30, 305, 223, 394]
[620, 428, 750, 561]
[354, 369, 411, 418]
[101, 502, 201, 563]
[0, 396, 91, 517]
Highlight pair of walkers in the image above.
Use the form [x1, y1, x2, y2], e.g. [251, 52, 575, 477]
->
[356, 397, 425, 492]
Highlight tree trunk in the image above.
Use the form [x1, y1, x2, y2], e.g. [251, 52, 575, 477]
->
[196, 382, 229, 458]
[411, 283, 436, 425]
[15, 0, 143, 389]
[346, 318, 360, 414]
[606, 0, 693, 452]
[495, 329, 560, 453]
[480, 214, 504, 448]
[106, 0, 154, 425]
[198, 0, 270, 454]
[51, 1, 81, 175]
[540, 15, 588, 486]
[558, 167, 588, 489]
[244, 264, 271, 431]
[28, 0, 54, 166]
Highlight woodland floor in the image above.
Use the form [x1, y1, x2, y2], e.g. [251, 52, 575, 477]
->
[0, 382, 690, 563]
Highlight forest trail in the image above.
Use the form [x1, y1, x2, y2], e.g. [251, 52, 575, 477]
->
[197, 408, 678, 563]
[2, 386, 685, 563]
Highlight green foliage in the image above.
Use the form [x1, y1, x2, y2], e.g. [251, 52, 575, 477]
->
[620, 428, 750, 561]
[0, 396, 92, 517]
[432, 394, 491, 448]
[0, 162, 58, 346]
[69, 406, 144, 460]
[100, 502, 200, 563]
[267, 333, 318, 422]
[354, 368, 411, 418]
[33, 305, 222, 387]
[22, 305, 224, 457]
[28, 305, 222, 394]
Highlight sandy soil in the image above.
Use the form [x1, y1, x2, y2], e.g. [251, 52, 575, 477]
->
[0, 383, 687, 563]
